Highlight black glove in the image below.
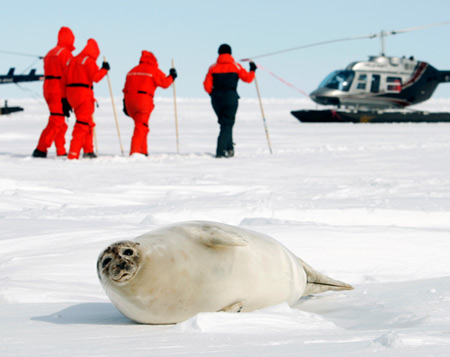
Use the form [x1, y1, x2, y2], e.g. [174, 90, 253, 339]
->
[102, 61, 110, 71]
[169, 68, 177, 80]
[249, 61, 257, 72]
[61, 98, 72, 117]
[123, 99, 129, 117]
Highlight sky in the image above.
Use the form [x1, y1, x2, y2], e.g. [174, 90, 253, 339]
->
[2, 0, 450, 102]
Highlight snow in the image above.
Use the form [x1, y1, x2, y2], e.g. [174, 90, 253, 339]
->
[1, 96, 450, 356]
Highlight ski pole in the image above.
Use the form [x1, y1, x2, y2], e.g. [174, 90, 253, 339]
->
[254, 70, 273, 154]
[104, 56, 124, 155]
[171, 59, 180, 153]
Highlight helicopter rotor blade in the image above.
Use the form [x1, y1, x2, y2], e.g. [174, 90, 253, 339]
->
[0, 50, 43, 59]
[241, 34, 375, 61]
[387, 20, 450, 36]
[241, 21, 450, 62]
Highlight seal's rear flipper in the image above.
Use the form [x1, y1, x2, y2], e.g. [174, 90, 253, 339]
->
[298, 258, 353, 296]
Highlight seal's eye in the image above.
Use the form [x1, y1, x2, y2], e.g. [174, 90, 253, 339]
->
[123, 249, 134, 256]
[102, 257, 112, 268]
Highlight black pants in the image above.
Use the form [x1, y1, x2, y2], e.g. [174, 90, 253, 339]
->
[211, 90, 239, 157]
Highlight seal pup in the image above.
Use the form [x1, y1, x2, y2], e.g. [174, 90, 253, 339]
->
[97, 221, 353, 324]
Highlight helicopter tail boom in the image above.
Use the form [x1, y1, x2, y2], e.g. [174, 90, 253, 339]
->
[0, 67, 44, 84]
[438, 71, 450, 83]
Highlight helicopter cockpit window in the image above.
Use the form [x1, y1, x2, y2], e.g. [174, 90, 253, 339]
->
[386, 77, 402, 93]
[318, 70, 354, 92]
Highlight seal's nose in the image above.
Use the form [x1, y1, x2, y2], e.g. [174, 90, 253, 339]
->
[116, 261, 126, 269]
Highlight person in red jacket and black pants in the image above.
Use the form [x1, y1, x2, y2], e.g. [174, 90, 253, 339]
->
[122, 50, 177, 156]
[203, 44, 256, 158]
[65, 39, 109, 160]
[32, 27, 75, 158]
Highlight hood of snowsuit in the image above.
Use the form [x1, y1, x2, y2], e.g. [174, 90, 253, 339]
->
[139, 50, 157, 66]
[79, 38, 100, 60]
[57, 27, 75, 52]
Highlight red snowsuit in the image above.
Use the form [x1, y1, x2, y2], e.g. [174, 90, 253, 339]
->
[203, 53, 255, 94]
[123, 51, 173, 155]
[36, 27, 75, 156]
[66, 39, 108, 159]
[203, 54, 255, 157]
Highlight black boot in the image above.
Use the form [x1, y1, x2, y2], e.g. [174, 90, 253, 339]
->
[216, 150, 226, 158]
[83, 152, 97, 159]
[225, 149, 234, 157]
[32, 149, 47, 158]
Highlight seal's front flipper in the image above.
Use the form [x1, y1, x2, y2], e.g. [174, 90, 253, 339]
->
[189, 223, 249, 247]
[220, 301, 244, 313]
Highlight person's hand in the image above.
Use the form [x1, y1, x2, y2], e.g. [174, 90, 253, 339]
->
[61, 98, 72, 117]
[249, 61, 257, 72]
[169, 68, 177, 80]
[102, 61, 110, 71]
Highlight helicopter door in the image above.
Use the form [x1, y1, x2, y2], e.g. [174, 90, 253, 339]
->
[371, 74, 381, 93]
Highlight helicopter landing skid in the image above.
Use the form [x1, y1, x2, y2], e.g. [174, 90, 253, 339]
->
[291, 109, 450, 123]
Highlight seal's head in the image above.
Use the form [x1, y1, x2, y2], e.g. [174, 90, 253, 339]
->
[97, 241, 141, 285]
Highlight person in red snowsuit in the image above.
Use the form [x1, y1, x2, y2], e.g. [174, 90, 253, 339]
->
[66, 39, 109, 160]
[203, 44, 256, 158]
[32, 27, 75, 158]
[123, 51, 177, 156]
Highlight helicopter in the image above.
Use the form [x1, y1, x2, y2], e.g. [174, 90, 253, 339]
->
[243, 22, 450, 123]
[309, 54, 450, 110]
[0, 50, 44, 115]
[0, 67, 44, 115]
